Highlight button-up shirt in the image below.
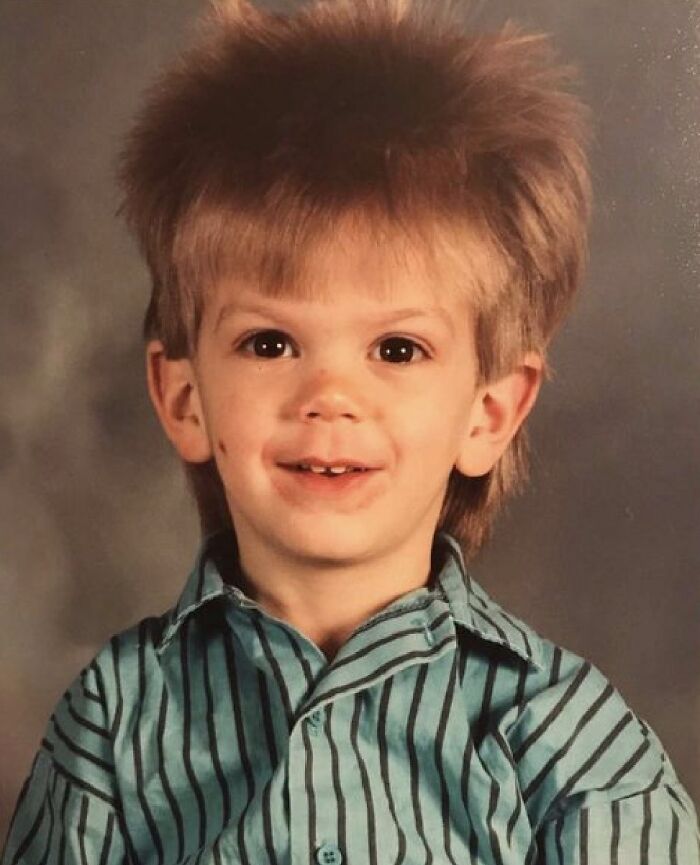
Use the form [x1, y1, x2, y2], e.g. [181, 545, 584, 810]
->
[3, 530, 699, 864]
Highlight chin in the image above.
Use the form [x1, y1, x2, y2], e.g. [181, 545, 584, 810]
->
[272, 522, 380, 566]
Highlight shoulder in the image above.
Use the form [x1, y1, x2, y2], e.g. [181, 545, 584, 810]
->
[40, 613, 169, 795]
[501, 625, 700, 858]
[470, 592, 695, 831]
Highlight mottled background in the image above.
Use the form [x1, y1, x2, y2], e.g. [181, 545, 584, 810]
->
[1, 0, 699, 841]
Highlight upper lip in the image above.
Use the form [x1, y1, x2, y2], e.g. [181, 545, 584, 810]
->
[279, 457, 380, 470]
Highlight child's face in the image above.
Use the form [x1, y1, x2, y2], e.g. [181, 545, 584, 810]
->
[152, 232, 536, 567]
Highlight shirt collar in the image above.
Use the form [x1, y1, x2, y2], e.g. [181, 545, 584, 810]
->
[431, 532, 545, 670]
[156, 530, 544, 670]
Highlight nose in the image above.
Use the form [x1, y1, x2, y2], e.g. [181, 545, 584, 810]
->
[296, 371, 365, 423]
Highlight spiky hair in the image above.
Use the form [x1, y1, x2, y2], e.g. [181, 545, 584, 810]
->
[119, 0, 592, 557]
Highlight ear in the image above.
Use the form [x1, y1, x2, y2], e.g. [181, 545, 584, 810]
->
[455, 351, 543, 477]
[145, 340, 213, 463]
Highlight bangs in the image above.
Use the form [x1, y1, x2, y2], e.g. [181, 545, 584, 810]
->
[161, 193, 512, 356]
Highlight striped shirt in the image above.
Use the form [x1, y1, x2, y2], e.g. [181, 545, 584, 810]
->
[3, 529, 699, 865]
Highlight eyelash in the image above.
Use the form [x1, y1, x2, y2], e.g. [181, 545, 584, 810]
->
[235, 329, 431, 364]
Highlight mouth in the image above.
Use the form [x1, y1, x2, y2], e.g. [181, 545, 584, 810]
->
[280, 463, 374, 477]
[275, 462, 381, 495]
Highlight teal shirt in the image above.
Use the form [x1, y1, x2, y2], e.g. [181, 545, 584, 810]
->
[3, 530, 699, 864]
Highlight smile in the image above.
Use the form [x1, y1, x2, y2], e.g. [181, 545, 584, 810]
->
[276, 464, 380, 495]
[293, 464, 368, 476]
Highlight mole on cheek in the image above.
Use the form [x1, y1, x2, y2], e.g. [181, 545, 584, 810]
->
[218, 440, 227, 455]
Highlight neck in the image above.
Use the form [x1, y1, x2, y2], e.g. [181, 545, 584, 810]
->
[223, 523, 445, 662]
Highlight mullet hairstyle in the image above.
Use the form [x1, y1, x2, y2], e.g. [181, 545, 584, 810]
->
[119, 0, 592, 560]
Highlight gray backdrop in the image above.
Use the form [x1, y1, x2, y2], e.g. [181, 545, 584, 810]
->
[1, 0, 699, 839]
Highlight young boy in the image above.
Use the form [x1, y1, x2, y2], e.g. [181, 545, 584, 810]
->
[3, 0, 699, 862]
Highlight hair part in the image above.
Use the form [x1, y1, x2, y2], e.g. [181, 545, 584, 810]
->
[119, 0, 593, 559]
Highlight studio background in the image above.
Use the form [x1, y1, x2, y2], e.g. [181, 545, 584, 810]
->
[1, 0, 698, 840]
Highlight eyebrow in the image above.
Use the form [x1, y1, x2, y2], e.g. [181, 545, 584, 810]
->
[214, 302, 454, 334]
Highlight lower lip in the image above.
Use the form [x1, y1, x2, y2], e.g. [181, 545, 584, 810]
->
[276, 466, 380, 495]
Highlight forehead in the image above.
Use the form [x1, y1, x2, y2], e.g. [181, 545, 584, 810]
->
[207, 215, 477, 321]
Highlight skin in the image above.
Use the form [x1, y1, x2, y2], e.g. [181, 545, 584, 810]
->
[147, 230, 543, 661]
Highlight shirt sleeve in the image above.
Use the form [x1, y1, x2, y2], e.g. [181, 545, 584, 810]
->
[501, 649, 700, 864]
[535, 769, 700, 864]
[528, 674, 700, 865]
[1, 750, 127, 865]
[1, 660, 128, 865]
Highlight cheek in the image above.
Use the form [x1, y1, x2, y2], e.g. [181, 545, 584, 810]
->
[395, 393, 468, 459]
[211, 392, 280, 476]
[204, 386, 268, 463]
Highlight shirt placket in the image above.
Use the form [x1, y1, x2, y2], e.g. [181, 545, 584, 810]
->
[285, 601, 456, 865]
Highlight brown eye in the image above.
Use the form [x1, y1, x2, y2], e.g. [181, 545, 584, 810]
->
[240, 329, 293, 358]
[377, 336, 428, 364]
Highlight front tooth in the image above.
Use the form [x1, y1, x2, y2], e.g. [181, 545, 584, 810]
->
[310, 465, 329, 474]
[328, 466, 348, 474]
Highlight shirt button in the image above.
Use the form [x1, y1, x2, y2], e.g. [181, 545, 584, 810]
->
[315, 843, 343, 864]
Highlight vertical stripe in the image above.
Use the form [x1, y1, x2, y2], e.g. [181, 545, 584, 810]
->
[212, 836, 223, 865]
[254, 616, 294, 726]
[550, 646, 563, 687]
[5, 754, 39, 847]
[555, 815, 565, 865]
[109, 637, 123, 741]
[514, 662, 528, 711]
[475, 650, 504, 865]
[222, 628, 255, 865]
[133, 622, 164, 863]
[462, 734, 479, 864]
[325, 702, 348, 856]
[475, 651, 498, 746]
[610, 799, 620, 865]
[255, 668, 280, 865]
[39, 770, 60, 865]
[77, 796, 89, 865]
[8, 793, 44, 865]
[406, 664, 432, 863]
[375, 679, 405, 862]
[457, 639, 470, 687]
[155, 685, 185, 860]
[579, 808, 588, 865]
[641, 789, 652, 865]
[58, 778, 70, 865]
[109, 636, 139, 865]
[97, 813, 116, 865]
[670, 808, 679, 865]
[281, 627, 316, 687]
[349, 693, 378, 865]
[202, 635, 231, 825]
[179, 618, 207, 849]
[302, 719, 317, 852]
[492, 730, 524, 849]
[256, 669, 279, 767]
[486, 778, 504, 865]
[434, 652, 460, 865]
[34, 773, 57, 865]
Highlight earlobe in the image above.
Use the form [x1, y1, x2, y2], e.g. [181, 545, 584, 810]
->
[455, 352, 543, 477]
[146, 340, 213, 463]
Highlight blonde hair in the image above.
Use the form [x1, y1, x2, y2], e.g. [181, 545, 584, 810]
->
[119, 0, 592, 559]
